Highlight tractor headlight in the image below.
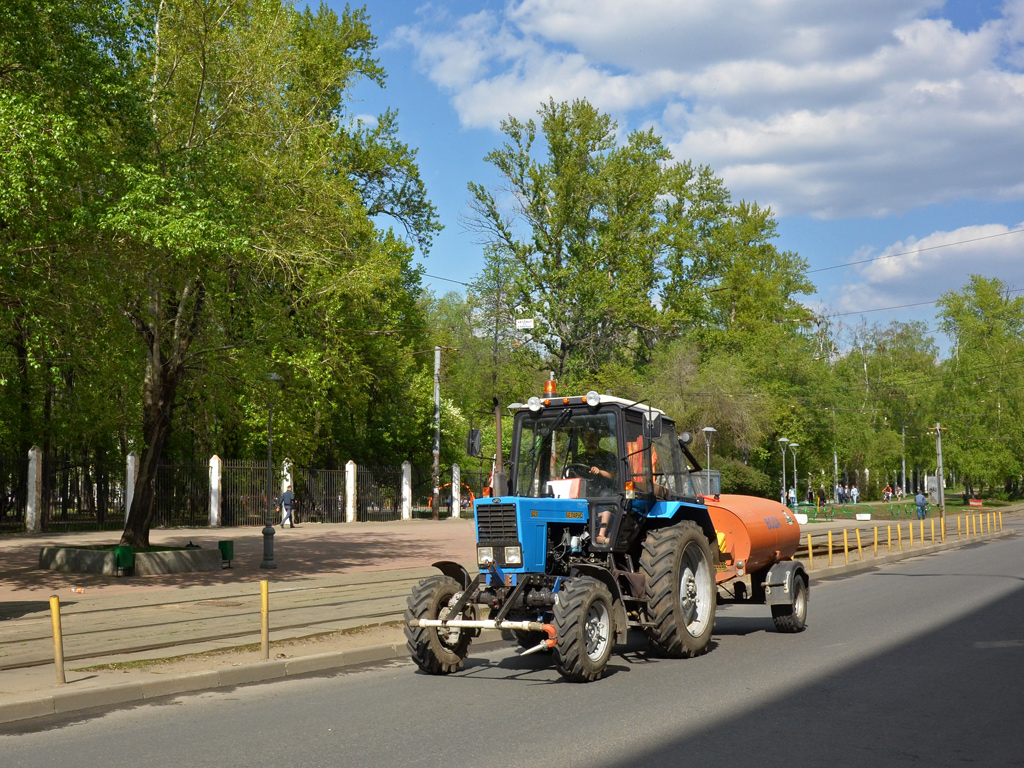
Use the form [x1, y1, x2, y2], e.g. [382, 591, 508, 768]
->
[527, 396, 542, 412]
[585, 390, 601, 407]
[477, 546, 494, 565]
[504, 546, 522, 565]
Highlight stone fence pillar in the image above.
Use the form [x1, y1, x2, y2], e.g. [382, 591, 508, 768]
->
[209, 454, 222, 527]
[345, 460, 356, 523]
[401, 461, 412, 520]
[451, 464, 461, 519]
[25, 445, 42, 534]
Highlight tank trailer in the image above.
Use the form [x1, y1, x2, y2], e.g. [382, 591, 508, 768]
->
[405, 381, 808, 682]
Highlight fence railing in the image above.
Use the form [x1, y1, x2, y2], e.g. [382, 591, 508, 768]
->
[1, 452, 471, 533]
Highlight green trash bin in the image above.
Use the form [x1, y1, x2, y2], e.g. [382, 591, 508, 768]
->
[218, 540, 234, 568]
[114, 545, 134, 576]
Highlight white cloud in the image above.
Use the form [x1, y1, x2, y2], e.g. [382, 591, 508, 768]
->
[395, 0, 1024, 219]
[826, 222, 1024, 316]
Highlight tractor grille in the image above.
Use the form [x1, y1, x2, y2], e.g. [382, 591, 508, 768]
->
[476, 503, 518, 542]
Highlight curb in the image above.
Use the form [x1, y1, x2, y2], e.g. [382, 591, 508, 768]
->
[1, 529, 1014, 727]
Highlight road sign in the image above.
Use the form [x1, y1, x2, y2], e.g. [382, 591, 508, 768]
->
[515, 318, 535, 330]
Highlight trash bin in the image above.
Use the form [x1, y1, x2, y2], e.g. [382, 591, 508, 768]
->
[218, 540, 234, 568]
[114, 545, 134, 576]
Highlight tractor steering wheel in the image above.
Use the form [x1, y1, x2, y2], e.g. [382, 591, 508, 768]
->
[563, 463, 592, 479]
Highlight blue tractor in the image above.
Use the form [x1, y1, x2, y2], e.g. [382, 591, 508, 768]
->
[404, 382, 807, 682]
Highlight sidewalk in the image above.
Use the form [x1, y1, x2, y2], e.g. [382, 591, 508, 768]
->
[1, 507, 1018, 727]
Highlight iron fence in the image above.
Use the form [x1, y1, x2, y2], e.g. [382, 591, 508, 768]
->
[152, 463, 209, 528]
[0, 455, 28, 533]
[356, 465, 402, 522]
[42, 457, 124, 532]
[222, 460, 280, 527]
[292, 466, 346, 524]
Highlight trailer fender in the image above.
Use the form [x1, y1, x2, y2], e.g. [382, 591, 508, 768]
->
[763, 561, 808, 606]
[568, 564, 629, 643]
[432, 560, 472, 590]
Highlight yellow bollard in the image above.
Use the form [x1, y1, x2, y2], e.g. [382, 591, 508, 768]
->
[49, 595, 66, 684]
[919, 519, 925, 547]
[930, 518, 935, 543]
[887, 524, 892, 552]
[999, 510, 1003, 531]
[260, 579, 270, 661]
[940, 517, 945, 542]
[957, 515, 962, 538]
[873, 526, 879, 557]
[828, 530, 834, 566]
[843, 529, 850, 564]
[807, 533, 814, 570]
[897, 523, 903, 551]
[856, 528, 864, 561]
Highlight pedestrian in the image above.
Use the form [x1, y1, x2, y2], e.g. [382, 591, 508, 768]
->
[280, 485, 296, 528]
[816, 487, 826, 510]
[851, 485, 859, 504]
[788, 486, 797, 507]
[915, 490, 927, 520]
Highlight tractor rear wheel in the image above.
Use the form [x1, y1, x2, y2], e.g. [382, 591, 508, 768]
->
[640, 522, 716, 658]
[553, 577, 614, 682]
[404, 575, 472, 674]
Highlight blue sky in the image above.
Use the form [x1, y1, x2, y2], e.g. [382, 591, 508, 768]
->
[335, 0, 1024, 352]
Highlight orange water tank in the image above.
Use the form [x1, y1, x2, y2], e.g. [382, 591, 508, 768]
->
[703, 494, 801, 582]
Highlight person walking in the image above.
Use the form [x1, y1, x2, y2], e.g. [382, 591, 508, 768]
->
[851, 485, 859, 504]
[915, 490, 927, 520]
[279, 485, 296, 528]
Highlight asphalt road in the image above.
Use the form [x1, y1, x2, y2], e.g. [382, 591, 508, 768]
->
[3, 525, 1022, 767]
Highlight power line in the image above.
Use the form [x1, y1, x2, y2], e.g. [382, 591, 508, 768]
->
[808, 227, 1024, 275]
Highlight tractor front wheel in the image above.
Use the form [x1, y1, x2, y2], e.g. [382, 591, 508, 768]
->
[404, 575, 472, 674]
[553, 576, 615, 682]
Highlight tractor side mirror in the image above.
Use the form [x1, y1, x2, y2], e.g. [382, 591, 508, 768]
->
[643, 412, 663, 440]
[466, 429, 482, 457]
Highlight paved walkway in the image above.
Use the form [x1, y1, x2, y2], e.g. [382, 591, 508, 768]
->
[0, 506, 1017, 727]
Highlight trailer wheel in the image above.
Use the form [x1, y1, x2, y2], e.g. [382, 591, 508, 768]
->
[641, 522, 716, 658]
[404, 575, 472, 674]
[553, 577, 614, 682]
[771, 574, 808, 633]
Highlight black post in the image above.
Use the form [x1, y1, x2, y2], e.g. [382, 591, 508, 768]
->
[260, 373, 282, 569]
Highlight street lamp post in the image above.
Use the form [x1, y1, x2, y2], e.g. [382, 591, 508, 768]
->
[790, 443, 800, 505]
[702, 426, 717, 497]
[260, 373, 283, 570]
[778, 437, 789, 503]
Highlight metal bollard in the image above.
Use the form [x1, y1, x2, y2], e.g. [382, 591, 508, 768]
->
[49, 595, 66, 684]
[261, 579, 270, 661]
[827, 530, 833, 566]
[931, 518, 935, 543]
[855, 528, 863, 561]
[806, 533, 814, 570]
[873, 525, 879, 557]
[842, 529, 850, 564]
[897, 523, 903, 551]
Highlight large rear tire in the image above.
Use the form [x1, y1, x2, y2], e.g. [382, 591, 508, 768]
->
[404, 575, 472, 674]
[553, 577, 615, 682]
[771, 574, 808, 633]
[640, 522, 716, 658]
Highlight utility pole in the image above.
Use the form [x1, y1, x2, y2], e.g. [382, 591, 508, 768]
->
[432, 346, 442, 520]
[934, 422, 946, 535]
[901, 422, 907, 496]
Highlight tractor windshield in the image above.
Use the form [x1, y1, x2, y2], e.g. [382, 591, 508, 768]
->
[513, 409, 619, 499]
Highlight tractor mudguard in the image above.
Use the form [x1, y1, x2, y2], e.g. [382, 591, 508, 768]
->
[763, 560, 808, 606]
[568, 563, 629, 643]
[646, 501, 717, 550]
[432, 561, 472, 590]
